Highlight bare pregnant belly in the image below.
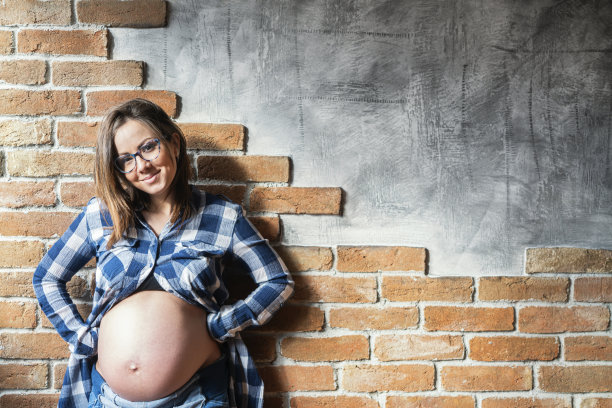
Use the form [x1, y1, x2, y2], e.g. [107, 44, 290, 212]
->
[96, 290, 221, 402]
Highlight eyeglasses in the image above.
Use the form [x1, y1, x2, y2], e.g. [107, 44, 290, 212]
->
[114, 138, 161, 173]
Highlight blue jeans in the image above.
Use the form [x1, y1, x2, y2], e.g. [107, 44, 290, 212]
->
[88, 355, 229, 408]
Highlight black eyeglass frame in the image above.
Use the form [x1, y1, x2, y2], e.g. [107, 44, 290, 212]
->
[114, 138, 161, 174]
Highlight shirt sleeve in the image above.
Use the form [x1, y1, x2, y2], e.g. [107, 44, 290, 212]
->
[206, 209, 294, 342]
[32, 208, 98, 358]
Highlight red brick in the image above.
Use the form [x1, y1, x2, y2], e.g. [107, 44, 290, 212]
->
[469, 336, 559, 361]
[565, 336, 612, 361]
[0, 181, 55, 208]
[52, 60, 143, 86]
[0, 301, 37, 328]
[60, 181, 95, 207]
[240, 333, 276, 363]
[292, 275, 377, 303]
[0, 89, 80, 115]
[7, 151, 94, 177]
[337, 246, 426, 272]
[539, 365, 612, 392]
[249, 187, 341, 214]
[77, 0, 166, 27]
[86, 90, 177, 117]
[0, 0, 71, 25]
[248, 216, 279, 241]
[281, 335, 369, 361]
[197, 185, 247, 206]
[383, 276, 473, 302]
[0, 241, 44, 267]
[0, 31, 12, 54]
[0, 59, 46, 85]
[478, 276, 569, 302]
[441, 365, 532, 391]
[57, 121, 98, 147]
[0, 119, 52, 146]
[291, 396, 380, 408]
[526, 247, 612, 273]
[53, 363, 66, 389]
[519, 306, 610, 333]
[0, 363, 47, 389]
[580, 399, 612, 408]
[481, 397, 571, 408]
[255, 305, 324, 333]
[424, 306, 514, 331]
[575, 277, 612, 302]
[342, 364, 434, 392]
[0, 332, 69, 359]
[0, 212, 75, 238]
[0, 393, 59, 408]
[375, 334, 464, 361]
[275, 246, 333, 272]
[0, 271, 36, 297]
[179, 123, 245, 150]
[197, 155, 290, 182]
[329, 306, 418, 330]
[386, 396, 475, 408]
[18, 29, 107, 56]
[258, 365, 335, 392]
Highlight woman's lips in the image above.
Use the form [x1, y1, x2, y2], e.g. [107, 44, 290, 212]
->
[140, 171, 160, 183]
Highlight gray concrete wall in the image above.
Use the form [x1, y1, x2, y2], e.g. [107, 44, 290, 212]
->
[111, 0, 612, 275]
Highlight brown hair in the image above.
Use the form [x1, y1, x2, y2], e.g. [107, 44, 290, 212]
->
[94, 98, 193, 247]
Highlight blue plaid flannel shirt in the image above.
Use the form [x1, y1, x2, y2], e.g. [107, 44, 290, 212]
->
[33, 189, 294, 408]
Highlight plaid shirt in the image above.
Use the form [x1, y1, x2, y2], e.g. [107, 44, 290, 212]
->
[33, 189, 294, 408]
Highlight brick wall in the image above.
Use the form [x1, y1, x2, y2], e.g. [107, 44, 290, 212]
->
[0, 2, 610, 408]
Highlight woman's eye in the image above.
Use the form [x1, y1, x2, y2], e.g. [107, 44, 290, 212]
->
[141, 142, 156, 152]
[118, 156, 134, 165]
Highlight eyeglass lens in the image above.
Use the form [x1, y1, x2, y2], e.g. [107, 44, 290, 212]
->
[115, 139, 160, 173]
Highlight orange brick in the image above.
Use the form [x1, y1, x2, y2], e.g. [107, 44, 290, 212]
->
[291, 396, 380, 408]
[240, 333, 276, 363]
[255, 305, 324, 332]
[383, 276, 473, 302]
[441, 365, 532, 391]
[0, 393, 59, 408]
[197, 155, 290, 182]
[86, 90, 177, 117]
[41, 302, 91, 328]
[77, 0, 166, 27]
[375, 334, 463, 361]
[281, 335, 369, 361]
[18, 29, 107, 56]
[424, 306, 514, 331]
[179, 123, 245, 150]
[53, 363, 66, 389]
[580, 398, 612, 408]
[0, 0, 70, 25]
[0, 119, 52, 146]
[539, 365, 612, 392]
[0, 241, 44, 267]
[0, 363, 47, 389]
[469, 336, 559, 361]
[0, 181, 55, 208]
[249, 187, 341, 214]
[52, 60, 143, 86]
[386, 396, 475, 408]
[329, 306, 418, 330]
[0, 212, 75, 238]
[565, 336, 612, 361]
[575, 277, 612, 302]
[0, 271, 36, 297]
[7, 151, 94, 177]
[292, 275, 377, 303]
[60, 181, 95, 207]
[478, 276, 569, 302]
[275, 246, 333, 272]
[526, 247, 612, 273]
[342, 364, 434, 392]
[195, 185, 245, 206]
[248, 216, 279, 241]
[481, 397, 571, 408]
[0, 89, 80, 115]
[0, 332, 69, 359]
[0, 31, 12, 54]
[258, 365, 335, 392]
[519, 306, 610, 333]
[337, 246, 426, 272]
[0, 59, 46, 85]
[0, 300, 37, 328]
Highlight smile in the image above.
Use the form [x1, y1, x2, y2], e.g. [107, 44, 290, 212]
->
[140, 171, 160, 183]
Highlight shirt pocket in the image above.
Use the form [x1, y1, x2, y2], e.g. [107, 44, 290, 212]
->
[172, 240, 225, 291]
[96, 234, 139, 290]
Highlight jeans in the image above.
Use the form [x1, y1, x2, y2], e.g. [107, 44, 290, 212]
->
[88, 355, 229, 408]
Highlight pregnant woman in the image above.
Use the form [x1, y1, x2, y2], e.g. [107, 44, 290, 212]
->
[33, 99, 294, 408]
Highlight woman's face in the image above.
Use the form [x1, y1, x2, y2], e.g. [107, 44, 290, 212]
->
[113, 119, 179, 205]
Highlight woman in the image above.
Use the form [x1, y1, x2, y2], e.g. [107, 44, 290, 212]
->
[33, 99, 294, 408]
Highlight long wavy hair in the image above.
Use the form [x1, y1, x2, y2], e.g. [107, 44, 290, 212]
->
[95, 98, 193, 248]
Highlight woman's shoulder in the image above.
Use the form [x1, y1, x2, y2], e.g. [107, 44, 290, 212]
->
[191, 187, 242, 221]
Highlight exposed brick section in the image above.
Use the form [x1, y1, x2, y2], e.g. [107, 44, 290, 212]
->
[0, 211, 75, 238]
[0, 271, 36, 297]
[7, 151, 94, 177]
[0, 393, 59, 408]
[292, 275, 377, 303]
[291, 396, 380, 408]
[0, 30, 12, 54]
[0, 241, 44, 267]
[0, 363, 47, 389]
[250, 187, 342, 214]
[526, 247, 612, 273]
[60, 181, 95, 207]
[275, 246, 333, 272]
[179, 123, 245, 150]
[237, 333, 276, 363]
[18, 29, 107, 56]
[337, 246, 426, 272]
[0, 59, 46, 84]
[574, 277, 612, 302]
[258, 366, 335, 392]
[0, 332, 69, 359]
[329, 306, 418, 330]
[519, 306, 610, 333]
[441, 365, 532, 391]
[52, 60, 143, 86]
[197, 155, 290, 182]
[57, 121, 98, 147]
[255, 305, 324, 332]
[197, 185, 247, 206]
[479, 276, 569, 302]
[281, 335, 369, 361]
[53, 363, 66, 389]
[342, 364, 434, 392]
[0, 0, 71, 25]
[424, 306, 514, 331]
[248, 216, 279, 241]
[0, 119, 52, 146]
[0, 300, 37, 328]
[0, 89, 80, 115]
[374, 334, 464, 361]
[481, 397, 571, 408]
[539, 366, 612, 392]
[86, 90, 177, 117]
[383, 276, 473, 302]
[580, 399, 612, 408]
[77, 0, 167, 27]
[386, 396, 475, 408]
[565, 336, 612, 361]
[469, 336, 559, 361]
